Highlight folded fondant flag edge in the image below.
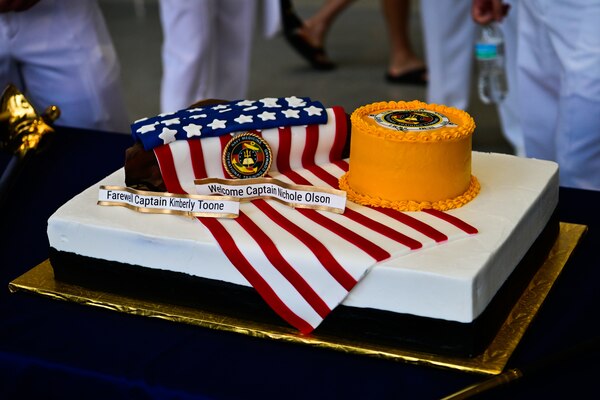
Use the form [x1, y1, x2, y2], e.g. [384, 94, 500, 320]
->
[131, 96, 329, 151]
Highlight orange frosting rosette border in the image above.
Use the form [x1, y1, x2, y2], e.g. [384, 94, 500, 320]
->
[339, 174, 481, 212]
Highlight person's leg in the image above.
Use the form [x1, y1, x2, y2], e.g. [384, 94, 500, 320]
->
[495, 0, 525, 156]
[280, 0, 351, 70]
[213, 0, 257, 101]
[159, 0, 218, 113]
[301, 0, 353, 49]
[14, 0, 130, 132]
[0, 13, 22, 94]
[420, 0, 474, 108]
[516, 1, 559, 164]
[381, 0, 426, 83]
[545, 1, 600, 189]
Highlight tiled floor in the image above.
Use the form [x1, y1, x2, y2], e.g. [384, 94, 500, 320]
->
[99, 0, 513, 154]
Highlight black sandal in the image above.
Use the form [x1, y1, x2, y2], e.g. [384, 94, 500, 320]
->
[280, 0, 336, 71]
[285, 30, 336, 70]
[385, 67, 428, 86]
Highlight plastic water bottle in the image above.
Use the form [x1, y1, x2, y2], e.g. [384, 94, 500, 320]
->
[475, 23, 507, 104]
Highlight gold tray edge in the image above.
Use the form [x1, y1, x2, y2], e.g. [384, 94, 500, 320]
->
[8, 222, 587, 375]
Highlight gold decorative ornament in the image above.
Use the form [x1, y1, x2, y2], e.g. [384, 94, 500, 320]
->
[0, 84, 61, 206]
[0, 83, 60, 158]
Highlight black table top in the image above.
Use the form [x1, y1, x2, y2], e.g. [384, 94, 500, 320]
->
[1, 126, 599, 400]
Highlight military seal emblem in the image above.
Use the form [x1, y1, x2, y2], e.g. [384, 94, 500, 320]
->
[222, 132, 272, 179]
[370, 109, 456, 131]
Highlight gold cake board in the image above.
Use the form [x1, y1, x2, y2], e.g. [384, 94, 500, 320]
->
[9, 222, 586, 376]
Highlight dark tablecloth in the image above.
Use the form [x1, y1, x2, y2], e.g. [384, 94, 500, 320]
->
[1, 126, 598, 399]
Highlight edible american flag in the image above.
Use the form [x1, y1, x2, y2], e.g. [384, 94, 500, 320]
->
[140, 102, 477, 334]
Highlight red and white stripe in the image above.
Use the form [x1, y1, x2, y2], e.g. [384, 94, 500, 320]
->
[154, 106, 477, 334]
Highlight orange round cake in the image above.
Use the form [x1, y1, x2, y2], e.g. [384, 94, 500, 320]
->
[339, 100, 480, 211]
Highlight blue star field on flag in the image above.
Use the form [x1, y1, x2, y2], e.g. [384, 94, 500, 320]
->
[131, 96, 329, 151]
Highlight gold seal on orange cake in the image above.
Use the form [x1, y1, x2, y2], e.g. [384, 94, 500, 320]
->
[339, 100, 479, 211]
[370, 108, 457, 132]
[222, 132, 272, 179]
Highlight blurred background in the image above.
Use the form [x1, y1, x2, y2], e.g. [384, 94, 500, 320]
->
[98, 0, 513, 154]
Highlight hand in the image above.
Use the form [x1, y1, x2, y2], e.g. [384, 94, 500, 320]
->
[0, 0, 40, 12]
[472, 0, 510, 24]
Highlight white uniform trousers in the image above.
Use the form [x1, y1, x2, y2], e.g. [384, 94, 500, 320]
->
[420, 0, 524, 156]
[0, 0, 130, 133]
[159, 0, 258, 113]
[517, 0, 600, 190]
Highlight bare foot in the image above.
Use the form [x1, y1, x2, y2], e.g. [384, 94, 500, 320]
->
[297, 19, 327, 49]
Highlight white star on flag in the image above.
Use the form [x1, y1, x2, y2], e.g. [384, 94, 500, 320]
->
[257, 111, 277, 121]
[158, 127, 178, 144]
[282, 109, 300, 119]
[183, 123, 203, 138]
[285, 96, 306, 108]
[207, 118, 227, 129]
[189, 114, 207, 119]
[260, 98, 281, 108]
[234, 114, 253, 124]
[186, 108, 204, 113]
[212, 104, 229, 110]
[236, 100, 255, 107]
[162, 118, 181, 126]
[136, 121, 158, 134]
[304, 105, 323, 116]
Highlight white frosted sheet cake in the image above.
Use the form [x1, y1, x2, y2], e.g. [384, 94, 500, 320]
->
[47, 152, 558, 326]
